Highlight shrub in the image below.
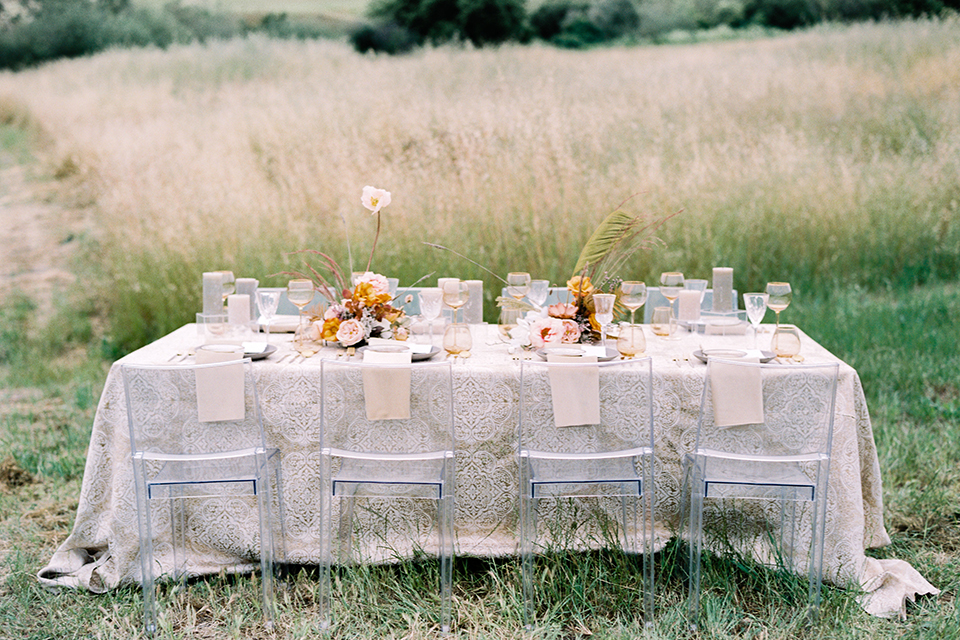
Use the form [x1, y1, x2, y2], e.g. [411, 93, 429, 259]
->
[588, 0, 641, 37]
[366, 0, 527, 47]
[350, 21, 419, 53]
[530, 0, 589, 40]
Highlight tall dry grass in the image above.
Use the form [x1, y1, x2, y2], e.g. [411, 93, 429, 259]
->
[0, 19, 958, 349]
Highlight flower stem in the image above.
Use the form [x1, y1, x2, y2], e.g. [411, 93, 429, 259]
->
[366, 211, 381, 273]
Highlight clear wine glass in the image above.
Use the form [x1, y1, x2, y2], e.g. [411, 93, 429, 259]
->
[765, 282, 792, 332]
[593, 293, 616, 347]
[659, 272, 684, 341]
[528, 280, 550, 309]
[441, 280, 470, 324]
[743, 292, 769, 349]
[418, 288, 443, 347]
[286, 279, 314, 346]
[619, 281, 648, 325]
[506, 272, 531, 301]
[256, 290, 281, 344]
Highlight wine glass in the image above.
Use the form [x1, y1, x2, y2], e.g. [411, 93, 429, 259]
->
[659, 272, 684, 341]
[256, 289, 281, 344]
[216, 271, 235, 309]
[528, 280, 550, 309]
[443, 323, 472, 359]
[619, 281, 648, 325]
[765, 282, 792, 332]
[286, 279, 314, 345]
[743, 292, 769, 349]
[442, 280, 470, 324]
[616, 324, 646, 358]
[506, 272, 531, 301]
[593, 293, 616, 347]
[418, 288, 443, 347]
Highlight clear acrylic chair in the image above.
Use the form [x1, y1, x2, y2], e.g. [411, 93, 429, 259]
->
[518, 357, 655, 629]
[685, 359, 840, 630]
[121, 359, 282, 635]
[319, 358, 455, 633]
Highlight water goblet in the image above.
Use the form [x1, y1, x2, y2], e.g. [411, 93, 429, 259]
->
[650, 306, 673, 337]
[765, 282, 792, 331]
[684, 279, 708, 304]
[619, 281, 648, 325]
[771, 324, 802, 358]
[418, 288, 443, 346]
[286, 279, 314, 346]
[528, 280, 550, 309]
[442, 280, 470, 324]
[506, 272, 531, 301]
[256, 289, 281, 344]
[443, 324, 473, 359]
[616, 323, 646, 358]
[660, 272, 685, 340]
[593, 293, 616, 347]
[743, 292, 769, 349]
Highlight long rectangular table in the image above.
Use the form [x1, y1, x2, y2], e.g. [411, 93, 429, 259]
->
[38, 322, 891, 596]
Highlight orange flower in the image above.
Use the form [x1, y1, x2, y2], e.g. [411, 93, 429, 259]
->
[352, 281, 392, 307]
[566, 275, 595, 299]
[320, 317, 341, 341]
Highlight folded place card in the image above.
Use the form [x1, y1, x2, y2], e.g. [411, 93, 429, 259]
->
[367, 337, 433, 354]
[709, 358, 763, 428]
[546, 354, 600, 428]
[194, 345, 245, 423]
[362, 348, 413, 421]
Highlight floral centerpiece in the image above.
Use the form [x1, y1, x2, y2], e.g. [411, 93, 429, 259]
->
[284, 186, 409, 347]
[496, 202, 679, 348]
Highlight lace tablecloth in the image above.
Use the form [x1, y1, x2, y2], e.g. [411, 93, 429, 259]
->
[38, 323, 935, 615]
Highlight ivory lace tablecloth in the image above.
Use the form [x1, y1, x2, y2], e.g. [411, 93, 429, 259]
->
[38, 323, 936, 616]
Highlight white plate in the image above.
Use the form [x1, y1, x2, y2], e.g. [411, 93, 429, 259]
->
[358, 345, 442, 361]
[536, 346, 619, 362]
[693, 349, 775, 364]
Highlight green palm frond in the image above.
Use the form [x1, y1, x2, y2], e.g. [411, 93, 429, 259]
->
[572, 209, 642, 277]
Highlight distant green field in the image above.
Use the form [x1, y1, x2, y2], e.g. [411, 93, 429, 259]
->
[133, 0, 372, 19]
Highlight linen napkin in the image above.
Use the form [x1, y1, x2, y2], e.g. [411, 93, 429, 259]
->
[367, 337, 434, 355]
[709, 357, 763, 427]
[362, 347, 412, 421]
[194, 345, 245, 423]
[546, 354, 600, 428]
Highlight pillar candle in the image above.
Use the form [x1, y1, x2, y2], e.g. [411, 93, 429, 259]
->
[463, 280, 484, 324]
[712, 267, 734, 313]
[202, 272, 223, 315]
[678, 289, 701, 321]
[227, 294, 250, 325]
[236, 278, 258, 318]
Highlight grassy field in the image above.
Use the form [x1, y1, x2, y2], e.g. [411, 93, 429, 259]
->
[0, 17, 959, 639]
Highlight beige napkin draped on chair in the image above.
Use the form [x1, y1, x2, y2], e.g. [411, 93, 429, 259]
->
[709, 357, 763, 428]
[546, 354, 600, 427]
[194, 345, 245, 423]
[362, 348, 412, 420]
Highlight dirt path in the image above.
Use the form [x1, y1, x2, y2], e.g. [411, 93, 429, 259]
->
[0, 151, 83, 316]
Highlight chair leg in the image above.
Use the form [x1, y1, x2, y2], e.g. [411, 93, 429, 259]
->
[319, 453, 333, 631]
[439, 483, 454, 635]
[687, 467, 705, 632]
[642, 460, 655, 628]
[135, 464, 158, 635]
[256, 455, 276, 630]
[519, 459, 536, 630]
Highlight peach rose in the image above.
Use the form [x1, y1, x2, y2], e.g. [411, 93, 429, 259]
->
[336, 318, 365, 346]
[355, 271, 390, 294]
[560, 319, 581, 343]
[530, 317, 565, 348]
[547, 302, 578, 319]
[353, 281, 392, 307]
